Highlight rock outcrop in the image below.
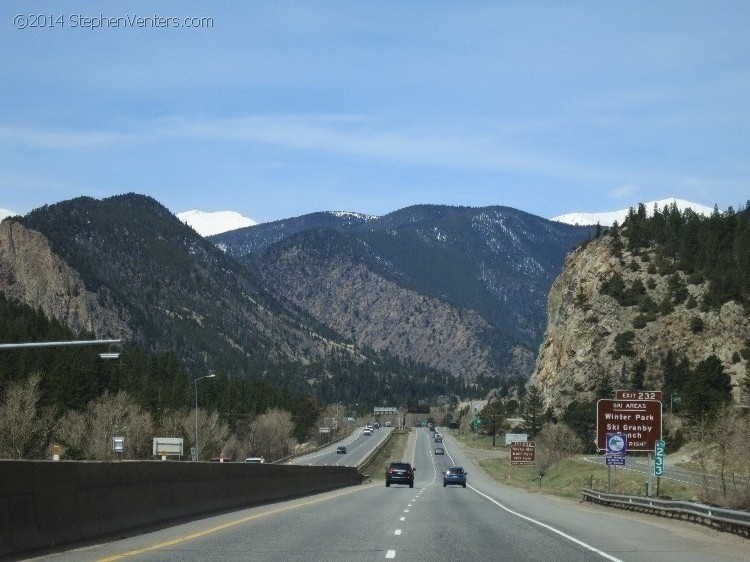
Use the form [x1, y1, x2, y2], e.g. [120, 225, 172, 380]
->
[531, 235, 749, 414]
[0, 219, 131, 339]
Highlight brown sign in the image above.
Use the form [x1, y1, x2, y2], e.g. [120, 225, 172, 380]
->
[615, 390, 663, 402]
[510, 441, 535, 466]
[597, 399, 662, 452]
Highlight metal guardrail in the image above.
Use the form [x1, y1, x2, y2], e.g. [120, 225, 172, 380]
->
[357, 429, 399, 473]
[274, 430, 352, 464]
[581, 488, 750, 538]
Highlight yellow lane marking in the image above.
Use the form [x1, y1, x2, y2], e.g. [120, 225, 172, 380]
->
[409, 429, 418, 466]
[97, 484, 378, 561]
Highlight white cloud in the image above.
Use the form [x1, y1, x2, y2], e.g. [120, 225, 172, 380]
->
[0, 126, 137, 149]
[609, 184, 636, 199]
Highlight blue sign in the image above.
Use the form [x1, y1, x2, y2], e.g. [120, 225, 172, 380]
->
[606, 433, 627, 455]
[606, 432, 627, 466]
[606, 455, 626, 466]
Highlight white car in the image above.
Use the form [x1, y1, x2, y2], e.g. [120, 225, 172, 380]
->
[363, 428, 373, 436]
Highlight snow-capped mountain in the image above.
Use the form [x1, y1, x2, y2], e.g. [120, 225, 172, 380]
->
[551, 198, 715, 226]
[1, 208, 19, 221]
[177, 210, 257, 236]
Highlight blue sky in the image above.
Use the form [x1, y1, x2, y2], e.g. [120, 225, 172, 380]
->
[1, 1, 748, 223]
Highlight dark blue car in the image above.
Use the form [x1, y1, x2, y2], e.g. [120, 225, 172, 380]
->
[443, 466, 467, 488]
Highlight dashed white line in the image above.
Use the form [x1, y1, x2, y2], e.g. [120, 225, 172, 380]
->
[395, 529, 402, 536]
[403, 509, 409, 513]
[386, 549, 396, 558]
[399, 517, 405, 521]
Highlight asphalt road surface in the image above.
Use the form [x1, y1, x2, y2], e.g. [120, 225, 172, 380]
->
[287, 426, 394, 468]
[27, 429, 748, 562]
[582, 455, 727, 491]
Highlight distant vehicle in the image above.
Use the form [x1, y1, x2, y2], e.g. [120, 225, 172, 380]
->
[385, 421, 392, 427]
[244, 457, 265, 463]
[336, 446, 347, 454]
[434, 436, 443, 443]
[373, 422, 381, 429]
[363, 428, 373, 436]
[210, 457, 233, 463]
[434, 446, 445, 455]
[386, 462, 415, 488]
[443, 466, 467, 488]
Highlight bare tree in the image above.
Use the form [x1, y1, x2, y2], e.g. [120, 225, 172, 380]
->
[55, 409, 89, 459]
[534, 423, 582, 476]
[183, 409, 230, 460]
[688, 405, 750, 507]
[53, 390, 153, 460]
[0, 374, 54, 459]
[246, 408, 296, 461]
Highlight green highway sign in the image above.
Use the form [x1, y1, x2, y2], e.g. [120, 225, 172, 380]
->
[654, 439, 665, 477]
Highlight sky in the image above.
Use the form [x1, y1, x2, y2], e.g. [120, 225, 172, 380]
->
[1, 2, 748, 223]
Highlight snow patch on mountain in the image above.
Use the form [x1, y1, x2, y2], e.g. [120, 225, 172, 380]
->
[177, 210, 258, 236]
[551, 198, 715, 226]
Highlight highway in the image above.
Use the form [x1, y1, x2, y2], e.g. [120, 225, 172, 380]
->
[582, 455, 727, 491]
[287, 426, 394, 468]
[28, 429, 748, 562]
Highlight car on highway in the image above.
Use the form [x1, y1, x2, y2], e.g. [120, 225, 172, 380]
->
[385, 421, 392, 427]
[385, 462, 415, 488]
[443, 466, 467, 488]
[244, 457, 265, 463]
[363, 428, 373, 436]
[336, 445, 347, 454]
[434, 435, 443, 443]
[434, 446, 445, 455]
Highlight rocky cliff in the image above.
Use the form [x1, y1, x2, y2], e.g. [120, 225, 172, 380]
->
[0, 219, 131, 339]
[532, 234, 749, 413]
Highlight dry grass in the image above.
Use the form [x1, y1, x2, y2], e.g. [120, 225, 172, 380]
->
[477, 456, 700, 501]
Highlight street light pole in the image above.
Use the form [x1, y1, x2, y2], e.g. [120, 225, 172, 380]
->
[194, 374, 216, 461]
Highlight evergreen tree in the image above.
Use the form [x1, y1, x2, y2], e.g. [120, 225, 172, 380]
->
[681, 355, 732, 420]
[521, 384, 546, 439]
[631, 359, 646, 390]
[562, 400, 597, 453]
[479, 399, 507, 447]
[595, 371, 615, 400]
[738, 361, 750, 409]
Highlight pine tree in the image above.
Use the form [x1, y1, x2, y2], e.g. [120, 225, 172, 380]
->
[631, 359, 646, 390]
[479, 399, 507, 447]
[521, 384, 546, 439]
[682, 355, 732, 420]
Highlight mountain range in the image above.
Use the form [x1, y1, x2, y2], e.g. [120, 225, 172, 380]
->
[0, 194, 597, 395]
[551, 198, 715, 226]
[211, 205, 596, 379]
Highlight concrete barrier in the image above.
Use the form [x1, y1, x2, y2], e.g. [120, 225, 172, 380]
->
[0, 460, 362, 557]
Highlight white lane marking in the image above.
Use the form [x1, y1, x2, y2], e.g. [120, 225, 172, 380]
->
[469, 486, 624, 562]
[404, 509, 409, 513]
[395, 529, 402, 536]
[400, 517, 405, 521]
[407, 503, 412, 507]
[386, 550, 396, 559]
